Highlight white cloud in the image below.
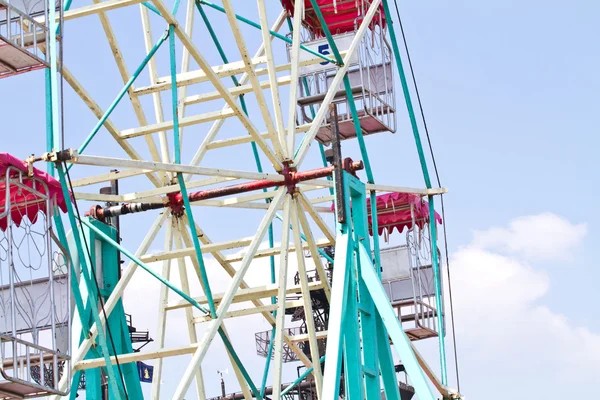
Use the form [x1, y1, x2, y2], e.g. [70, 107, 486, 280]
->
[444, 213, 599, 398]
[121, 212, 599, 399]
[471, 213, 587, 262]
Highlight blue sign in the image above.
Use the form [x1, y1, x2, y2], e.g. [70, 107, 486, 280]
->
[137, 361, 154, 383]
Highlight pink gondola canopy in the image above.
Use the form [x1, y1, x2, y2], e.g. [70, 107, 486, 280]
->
[331, 192, 442, 236]
[369, 192, 442, 236]
[0, 153, 68, 231]
[281, 0, 386, 38]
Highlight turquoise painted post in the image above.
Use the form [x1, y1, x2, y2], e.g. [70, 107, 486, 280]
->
[89, 219, 144, 399]
[348, 175, 382, 400]
[342, 250, 364, 400]
[55, 164, 125, 399]
[380, 0, 448, 383]
[45, 69, 54, 176]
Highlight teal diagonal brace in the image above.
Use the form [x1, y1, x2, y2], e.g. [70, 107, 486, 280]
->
[56, 164, 125, 399]
[169, 22, 217, 318]
[80, 218, 209, 314]
[75, 29, 169, 158]
[199, 0, 337, 65]
[280, 355, 326, 397]
[359, 244, 436, 400]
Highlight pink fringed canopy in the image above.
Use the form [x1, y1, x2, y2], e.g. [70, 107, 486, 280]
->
[0, 153, 68, 231]
[329, 192, 442, 236]
[368, 192, 442, 236]
[281, 0, 386, 38]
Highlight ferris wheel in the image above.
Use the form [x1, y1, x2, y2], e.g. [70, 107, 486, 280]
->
[0, 0, 462, 399]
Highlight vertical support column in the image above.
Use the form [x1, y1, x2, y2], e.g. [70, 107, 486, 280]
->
[55, 164, 125, 399]
[349, 178, 381, 400]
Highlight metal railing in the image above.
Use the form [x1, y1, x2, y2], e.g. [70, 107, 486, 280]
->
[0, 166, 70, 396]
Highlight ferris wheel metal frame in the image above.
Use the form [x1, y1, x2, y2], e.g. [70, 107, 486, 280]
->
[1, 0, 461, 398]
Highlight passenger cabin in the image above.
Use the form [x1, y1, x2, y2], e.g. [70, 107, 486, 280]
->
[0, 0, 60, 78]
[284, 0, 396, 145]
[370, 192, 443, 340]
[0, 154, 70, 399]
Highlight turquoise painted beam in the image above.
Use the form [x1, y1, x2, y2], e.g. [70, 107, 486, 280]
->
[143, 2, 161, 16]
[80, 218, 209, 314]
[170, 22, 218, 318]
[75, 30, 169, 157]
[280, 355, 326, 397]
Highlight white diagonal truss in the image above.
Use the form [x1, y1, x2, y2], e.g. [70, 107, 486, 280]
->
[19, 0, 455, 399]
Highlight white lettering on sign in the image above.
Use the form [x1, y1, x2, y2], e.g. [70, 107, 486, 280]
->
[296, 33, 359, 76]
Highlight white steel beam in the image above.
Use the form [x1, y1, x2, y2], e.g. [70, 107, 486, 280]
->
[192, 300, 303, 324]
[257, 0, 288, 159]
[221, 0, 284, 160]
[173, 229, 207, 399]
[286, 0, 304, 157]
[271, 195, 292, 399]
[71, 155, 285, 181]
[75, 344, 200, 370]
[296, 197, 332, 301]
[291, 200, 323, 396]
[177, 226, 253, 400]
[151, 220, 174, 400]
[134, 54, 338, 96]
[120, 109, 236, 139]
[222, 237, 332, 264]
[297, 191, 336, 244]
[206, 122, 311, 151]
[183, 76, 291, 107]
[37, 0, 145, 22]
[165, 281, 324, 312]
[70, 168, 153, 188]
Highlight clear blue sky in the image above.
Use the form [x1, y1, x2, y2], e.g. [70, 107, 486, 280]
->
[0, 0, 598, 398]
